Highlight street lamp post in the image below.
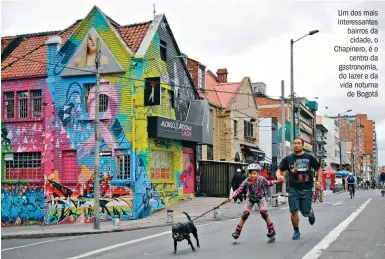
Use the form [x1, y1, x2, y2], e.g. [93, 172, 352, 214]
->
[290, 30, 319, 148]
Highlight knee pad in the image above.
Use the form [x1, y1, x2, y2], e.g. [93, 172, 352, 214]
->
[260, 210, 268, 220]
[241, 211, 250, 220]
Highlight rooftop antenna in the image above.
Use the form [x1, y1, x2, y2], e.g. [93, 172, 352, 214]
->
[153, 3, 156, 19]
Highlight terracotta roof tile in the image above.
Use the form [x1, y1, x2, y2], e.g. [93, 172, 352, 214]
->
[1, 17, 152, 79]
[202, 70, 245, 110]
[216, 82, 243, 109]
[118, 22, 151, 53]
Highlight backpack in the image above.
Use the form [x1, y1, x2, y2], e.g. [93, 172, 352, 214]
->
[347, 175, 355, 183]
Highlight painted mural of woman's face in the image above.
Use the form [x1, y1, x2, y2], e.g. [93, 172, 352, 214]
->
[87, 32, 96, 53]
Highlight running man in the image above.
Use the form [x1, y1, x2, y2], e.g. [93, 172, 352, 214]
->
[276, 138, 322, 240]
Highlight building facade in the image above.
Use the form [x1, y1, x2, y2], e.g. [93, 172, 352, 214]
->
[185, 57, 216, 160]
[321, 116, 341, 171]
[316, 116, 328, 170]
[255, 91, 318, 155]
[1, 7, 212, 227]
[186, 62, 262, 163]
[258, 117, 280, 171]
[334, 114, 376, 179]
[295, 98, 318, 154]
[373, 123, 378, 179]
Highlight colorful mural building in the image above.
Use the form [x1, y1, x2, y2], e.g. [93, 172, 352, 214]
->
[1, 6, 212, 227]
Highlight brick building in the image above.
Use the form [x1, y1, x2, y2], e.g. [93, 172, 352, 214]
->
[255, 90, 318, 154]
[336, 114, 376, 180]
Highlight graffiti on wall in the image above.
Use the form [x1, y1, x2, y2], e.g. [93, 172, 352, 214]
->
[45, 169, 134, 224]
[181, 149, 195, 194]
[1, 184, 45, 226]
[1, 122, 11, 148]
[1, 7, 200, 226]
[154, 139, 171, 149]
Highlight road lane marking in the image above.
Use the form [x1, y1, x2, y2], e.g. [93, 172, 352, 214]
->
[301, 198, 372, 259]
[64, 221, 221, 259]
[1, 235, 91, 252]
[332, 201, 344, 206]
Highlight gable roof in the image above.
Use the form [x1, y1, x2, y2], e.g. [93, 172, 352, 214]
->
[201, 69, 249, 111]
[1, 11, 152, 79]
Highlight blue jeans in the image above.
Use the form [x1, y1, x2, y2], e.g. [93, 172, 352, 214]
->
[288, 188, 313, 214]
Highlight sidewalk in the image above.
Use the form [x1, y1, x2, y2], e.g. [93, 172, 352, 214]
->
[1, 196, 286, 239]
[1, 191, 341, 240]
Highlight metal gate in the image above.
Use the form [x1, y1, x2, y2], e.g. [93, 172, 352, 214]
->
[198, 160, 248, 197]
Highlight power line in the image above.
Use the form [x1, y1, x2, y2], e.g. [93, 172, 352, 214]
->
[4, 53, 300, 139]
[4, 53, 294, 130]
[3, 53, 290, 100]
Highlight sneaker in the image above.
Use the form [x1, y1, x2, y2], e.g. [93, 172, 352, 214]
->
[292, 231, 301, 240]
[308, 211, 316, 225]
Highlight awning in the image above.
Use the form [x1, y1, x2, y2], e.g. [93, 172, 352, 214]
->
[241, 145, 265, 156]
[259, 156, 272, 164]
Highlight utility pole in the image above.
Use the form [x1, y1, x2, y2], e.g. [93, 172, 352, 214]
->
[93, 37, 101, 230]
[356, 117, 362, 178]
[281, 80, 287, 204]
[290, 39, 295, 150]
[338, 113, 343, 171]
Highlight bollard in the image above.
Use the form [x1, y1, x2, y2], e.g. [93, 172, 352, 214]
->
[213, 207, 221, 220]
[167, 209, 174, 223]
[271, 194, 278, 207]
[112, 216, 120, 228]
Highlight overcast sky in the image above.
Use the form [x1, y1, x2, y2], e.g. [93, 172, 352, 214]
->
[2, 0, 385, 167]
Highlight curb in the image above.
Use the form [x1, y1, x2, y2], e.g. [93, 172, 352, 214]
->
[1, 217, 236, 240]
[1, 204, 282, 240]
[1, 223, 175, 240]
[331, 190, 345, 195]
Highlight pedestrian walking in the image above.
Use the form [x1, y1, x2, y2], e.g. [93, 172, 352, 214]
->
[231, 169, 243, 203]
[228, 163, 281, 243]
[240, 169, 247, 201]
[275, 138, 323, 240]
[342, 177, 346, 191]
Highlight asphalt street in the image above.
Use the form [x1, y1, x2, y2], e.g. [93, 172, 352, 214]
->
[2, 190, 384, 259]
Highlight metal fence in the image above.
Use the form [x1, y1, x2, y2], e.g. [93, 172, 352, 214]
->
[198, 160, 248, 197]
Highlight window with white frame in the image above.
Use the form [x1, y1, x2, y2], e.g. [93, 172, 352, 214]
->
[31, 90, 42, 117]
[18, 91, 28, 118]
[99, 94, 109, 112]
[167, 90, 173, 118]
[5, 92, 14, 118]
[151, 151, 171, 179]
[4, 152, 42, 180]
[5, 152, 41, 169]
[244, 121, 254, 138]
[160, 88, 165, 115]
[117, 155, 130, 179]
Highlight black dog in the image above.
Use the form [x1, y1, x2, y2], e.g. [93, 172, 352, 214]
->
[171, 212, 200, 254]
